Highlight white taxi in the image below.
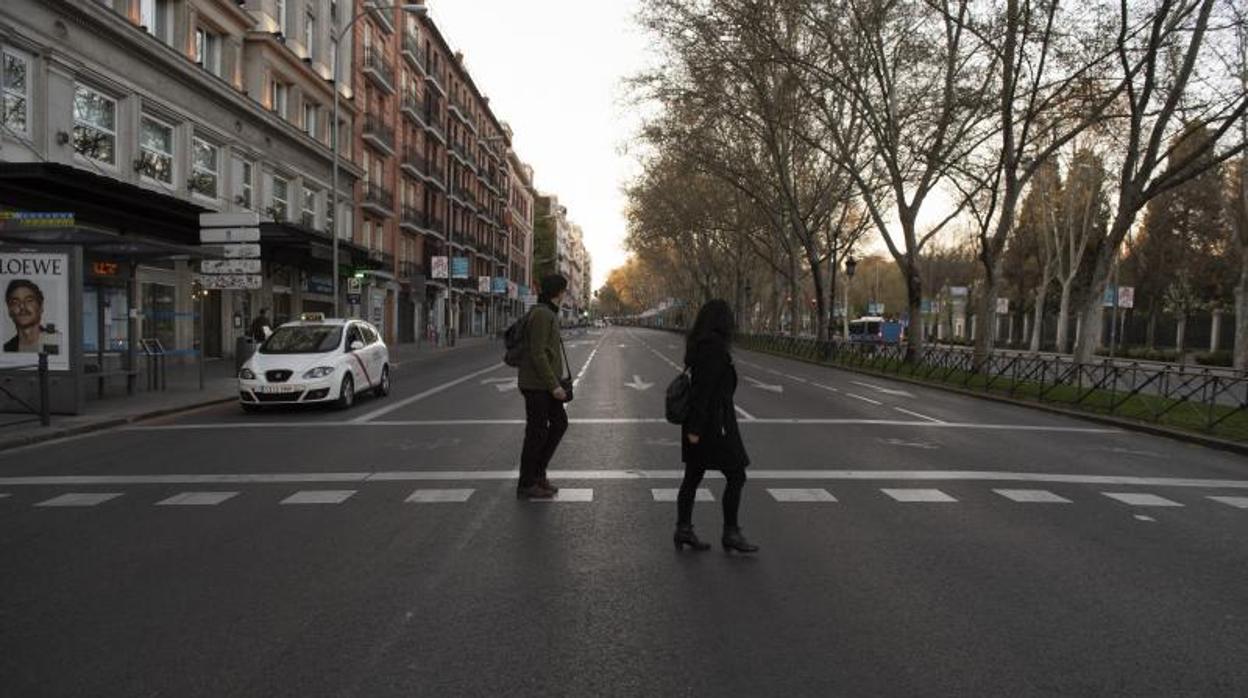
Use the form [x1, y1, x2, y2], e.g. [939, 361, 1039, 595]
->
[238, 315, 390, 412]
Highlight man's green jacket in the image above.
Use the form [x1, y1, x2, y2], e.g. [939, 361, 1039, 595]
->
[517, 302, 564, 392]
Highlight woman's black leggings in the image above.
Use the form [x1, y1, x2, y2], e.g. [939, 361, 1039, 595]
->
[676, 464, 746, 528]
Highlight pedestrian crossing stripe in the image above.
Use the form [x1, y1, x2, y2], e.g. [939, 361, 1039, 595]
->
[157, 492, 239, 506]
[406, 489, 474, 503]
[768, 488, 836, 502]
[1209, 496, 1248, 509]
[1102, 492, 1183, 507]
[528, 488, 593, 502]
[882, 488, 958, 503]
[993, 489, 1072, 504]
[35, 492, 124, 507]
[651, 488, 713, 502]
[281, 490, 356, 505]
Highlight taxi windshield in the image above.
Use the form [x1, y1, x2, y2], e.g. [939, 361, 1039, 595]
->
[260, 325, 343, 354]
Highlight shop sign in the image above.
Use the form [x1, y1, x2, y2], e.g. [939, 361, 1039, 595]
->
[948, 286, 969, 297]
[507, 281, 518, 299]
[0, 211, 74, 230]
[451, 257, 470, 279]
[492, 277, 508, 294]
[222, 244, 261, 259]
[1118, 286, 1134, 309]
[305, 275, 333, 295]
[199, 228, 260, 244]
[996, 298, 1009, 315]
[199, 212, 260, 228]
[478, 276, 491, 293]
[91, 261, 120, 277]
[0, 251, 70, 370]
[431, 256, 449, 279]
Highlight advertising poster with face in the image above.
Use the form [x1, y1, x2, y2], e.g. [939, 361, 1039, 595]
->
[1, 251, 71, 370]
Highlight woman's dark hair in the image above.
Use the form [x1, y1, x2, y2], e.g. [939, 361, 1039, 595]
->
[539, 273, 568, 301]
[685, 298, 735, 365]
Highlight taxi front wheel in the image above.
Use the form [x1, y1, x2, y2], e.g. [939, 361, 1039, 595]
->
[336, 374, 355, 410]
[374, 365, 391, 398]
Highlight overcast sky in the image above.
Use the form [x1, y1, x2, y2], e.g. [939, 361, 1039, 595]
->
[427, 1, 653, 290]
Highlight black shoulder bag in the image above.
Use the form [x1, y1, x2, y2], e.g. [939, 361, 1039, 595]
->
[557, 332, 575, 403]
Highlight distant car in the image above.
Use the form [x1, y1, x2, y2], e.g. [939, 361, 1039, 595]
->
[238, 317, 390, 412]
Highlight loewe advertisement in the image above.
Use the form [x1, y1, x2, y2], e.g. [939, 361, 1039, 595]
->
[1, 252, 71, 370]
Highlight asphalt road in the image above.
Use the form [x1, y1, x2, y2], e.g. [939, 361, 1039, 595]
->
[2, 327, 1248, 696]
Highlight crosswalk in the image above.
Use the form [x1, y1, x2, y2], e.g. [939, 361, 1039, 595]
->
[4, 487, 1248, 511]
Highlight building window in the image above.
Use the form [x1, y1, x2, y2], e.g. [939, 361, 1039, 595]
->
[140, 0, 171, 43]
[240, 160, 254, 209]
[363, 220, 372, 248]
[304, 12, 316, 60]
[275, 0, 288, 36]
[1, 49, 29, 134]
[191, 137, 220, 198]
[302, 186, 318, 228]
[270, 78, 288, 118]
[329, 38, 339, 77]
[303, 102, 318, 140]
[196, 28, 222, 77]
[138, 115, 174, 185]
[72, 84, 117, 165]
[271, 175, 289, 220]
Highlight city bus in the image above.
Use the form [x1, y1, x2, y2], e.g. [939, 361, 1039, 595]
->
[848, 316, 904, 345]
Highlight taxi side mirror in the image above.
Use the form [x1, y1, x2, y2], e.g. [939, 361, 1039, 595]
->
[349, 340, 364, 351]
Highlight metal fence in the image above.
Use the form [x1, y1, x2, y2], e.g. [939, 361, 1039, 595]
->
[0, 352, 52, 427]
[732, 334, 1248, 440]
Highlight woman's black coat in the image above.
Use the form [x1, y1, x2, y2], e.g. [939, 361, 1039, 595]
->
[681, 335, 750, 470]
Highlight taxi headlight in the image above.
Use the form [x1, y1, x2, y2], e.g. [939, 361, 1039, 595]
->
[239, 368, 256, 380]
[302, 366, 336, 379]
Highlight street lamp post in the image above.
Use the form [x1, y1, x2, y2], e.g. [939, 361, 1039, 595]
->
[331, 3, 428, 318]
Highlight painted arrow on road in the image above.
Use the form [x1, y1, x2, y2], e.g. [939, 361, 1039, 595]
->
[743, 376, 784, 394]
[480, 377, 518, 392]
[624, 375, 654, 391]
[852, 381, 914, 398]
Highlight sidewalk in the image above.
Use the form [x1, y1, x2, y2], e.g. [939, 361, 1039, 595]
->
[0, 335, 498, 452]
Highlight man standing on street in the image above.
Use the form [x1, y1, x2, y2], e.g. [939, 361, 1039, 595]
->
[516, 274, 570, 499]
[249, 308, 272, 343]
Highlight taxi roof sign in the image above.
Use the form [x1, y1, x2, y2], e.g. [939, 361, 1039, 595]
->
[299, 312, 326, 322]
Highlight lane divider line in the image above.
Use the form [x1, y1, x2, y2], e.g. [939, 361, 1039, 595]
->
[846, 392, 883, 406]
[351, 362, 506, 423]
[894, 407, 945, 424]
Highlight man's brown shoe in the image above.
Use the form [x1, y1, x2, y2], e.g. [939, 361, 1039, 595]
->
[538, 479, 560, 494]
[516, 484, 557, 499]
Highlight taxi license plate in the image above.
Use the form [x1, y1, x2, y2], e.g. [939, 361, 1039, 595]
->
[255, 384, 300, 394]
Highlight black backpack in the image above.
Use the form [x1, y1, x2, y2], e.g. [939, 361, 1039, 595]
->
[665, 367, 692, 425]
[503, 309, 531, 367]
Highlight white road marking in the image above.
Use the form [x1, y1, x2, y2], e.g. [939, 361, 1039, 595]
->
[35, 492, 124, 507]
[811, 382, 839, 392]
[1134, 515, 1156, 522]
[846, 392, 883, 406]
[651, 488, 713, 502]
[529, 488, 593, 502]
[893, 407, 944, 423]
[851, 381, 914, 398]
[783, 374, 809, 384]
[0, 493, 8, 499]
[405, 488, 474, 503]
[124, 419, 1120, 432]
[1102, 492, 1183, 507]
[353, 363, 505, 423]
[573, 333, 609, 389]
[882, 488, 958, 503]
[13, 470, 1248, 488]
[878, 437, 939, 450]
[156, 492, 239, 506]
[480, 377, 518, 392]
[993, 489, 1072, 504]
[624, 375, 655, 391]
[735, 405, 758, 421]
[768, 488, 837, 502]
[281, 490, 356, 505]
[743, 376, 784, 394]
[1209, 496, 1248, 509]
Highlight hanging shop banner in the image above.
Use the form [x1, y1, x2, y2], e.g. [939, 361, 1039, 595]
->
[492, 277, 508, 294]
[996, 298, 1010, 315]
[1118, 286, 1135, 309]
[451, 257, 470, 279]
[431, 256, 449, 279]
[0, 251, 70, 370]
[507, 281, 518, 299]
[478, 276, 491, 293]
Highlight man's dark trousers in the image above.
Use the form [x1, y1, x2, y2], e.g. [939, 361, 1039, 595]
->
[520, 389, 568, 487]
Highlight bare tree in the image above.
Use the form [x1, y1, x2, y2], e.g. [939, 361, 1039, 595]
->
[1070, 0, 1248, 363]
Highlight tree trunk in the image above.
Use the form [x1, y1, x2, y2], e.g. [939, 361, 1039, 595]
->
[1072, 290, 1106, 363]
[1176, 315, 1187, 356]
[1146, 307, 1157, 349]
[904, 262, 924, 362]
[974, 281, 997, 367]
[826, 250, 839, 342]
[808, 250, 828, 342]
[1055, 281, 1073, 354]
[1237, 260, 1248, 371]
[1030, 280, 1049, 352]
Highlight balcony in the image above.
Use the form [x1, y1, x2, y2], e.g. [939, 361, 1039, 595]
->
[401, 35, 426, 74]
[399, 260, 421, 282]
[300, 211, 317, 231]
[401, 93, 427, 128]
[363, 48, 396, 94]
[367, 3, 395, 34]
[425, 69, 446, 96]
[362, 115, 396, 156]
[400, 148, 428, 179]
[368, 247, 396, 271]
[361, 182, 394, 217]
[427, 160, 446, 189]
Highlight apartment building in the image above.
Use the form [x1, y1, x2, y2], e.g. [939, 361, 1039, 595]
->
[346, 1, 515, 344]
[506, 147, 535, 321]
[0, 0, 363, 387]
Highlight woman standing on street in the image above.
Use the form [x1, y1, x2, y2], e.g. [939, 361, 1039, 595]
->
[674, 299, 758, 553]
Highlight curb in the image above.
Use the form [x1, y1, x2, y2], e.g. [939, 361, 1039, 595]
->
[0, 395, 237, 452]
[0, 337, 501, 452]
[739, 345, 1248, 459]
